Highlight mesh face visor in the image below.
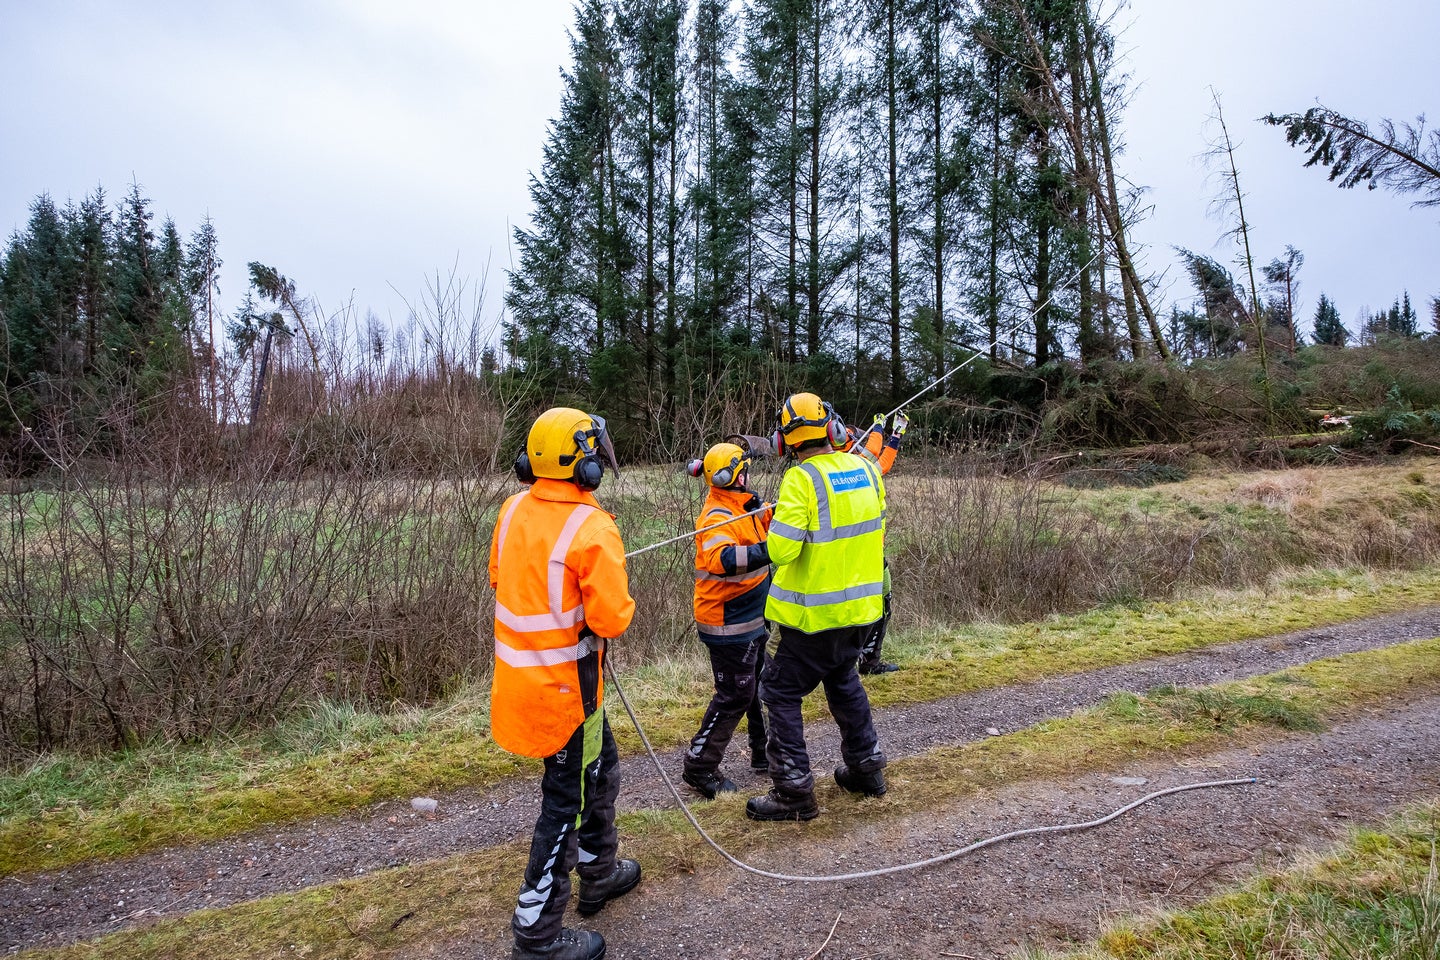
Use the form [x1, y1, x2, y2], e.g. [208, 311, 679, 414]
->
[577, 414, 620, 477]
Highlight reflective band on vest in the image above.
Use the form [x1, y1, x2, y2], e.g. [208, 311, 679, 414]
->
[695, 568, 762, 583]
[769, 580, 885, 607]
[495, 632, 602, 668]
[493, 500, 596, 655]
[699, 616, 767, 637]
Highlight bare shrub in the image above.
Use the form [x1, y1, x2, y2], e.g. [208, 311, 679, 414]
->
[886, 462, 1209, 624]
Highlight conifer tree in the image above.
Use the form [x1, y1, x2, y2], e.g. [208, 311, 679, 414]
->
[506, 0, 636, 402]
[1311, 293, 1346, 347]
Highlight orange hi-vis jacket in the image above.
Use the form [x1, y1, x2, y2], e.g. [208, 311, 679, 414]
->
[693, 486, 772, 646]
[847, 427, 899, 475]
[488, 478, 636, 758]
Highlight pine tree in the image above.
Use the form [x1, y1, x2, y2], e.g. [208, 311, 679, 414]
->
[184, 217, 222, 419]
[109, 181, 170, 388]
[72, 188, 112, 371]
[506, 0, 636, 401]
[1311, 293, 1346, 347]
[1261, 245, 1303, 351]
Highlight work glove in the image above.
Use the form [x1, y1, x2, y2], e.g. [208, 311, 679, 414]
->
[890, 412, 909, 436]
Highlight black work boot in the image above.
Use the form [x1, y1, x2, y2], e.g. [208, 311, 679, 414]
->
[857, 658, 900, 675]
[682, 767, 737, 800]
[749, 749, 768, 774]
[745, 788, 819, 821]
[512, 927, 605, 960]
[576, 858, 641, 917]
[834, 764, 887, 797]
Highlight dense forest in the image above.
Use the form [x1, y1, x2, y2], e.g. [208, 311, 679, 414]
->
[3, 0, 1439, 470]
[500, 0, 1440, 442]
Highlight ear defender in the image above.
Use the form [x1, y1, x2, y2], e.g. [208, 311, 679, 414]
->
[513, 449, 536, 484]
[686, 459, 705, 478]
[573, 454, 604, 491]
[826, 408, 847, 447]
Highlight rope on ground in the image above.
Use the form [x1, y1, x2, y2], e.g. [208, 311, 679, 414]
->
[607, 667, 1257, 883]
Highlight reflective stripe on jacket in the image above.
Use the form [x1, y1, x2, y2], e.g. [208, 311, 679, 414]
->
[765, 451, 886, 633]
[693, 486, 771, 645]
[488, 478, 635, 757]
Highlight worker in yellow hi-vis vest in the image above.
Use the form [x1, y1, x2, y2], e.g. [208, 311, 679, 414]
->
[746, 392, 889, 822]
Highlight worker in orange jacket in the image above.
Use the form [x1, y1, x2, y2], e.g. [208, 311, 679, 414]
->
[839, 412, 908, 675]
[843, 411, 907, 477]
[490, 407, 639, 960]
[681, 442, 773, 798]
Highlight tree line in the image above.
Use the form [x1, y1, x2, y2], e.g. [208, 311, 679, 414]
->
[503, 0, 1440, 443]
[0, 184, 222, 464]
[503, 0, 1177, 437]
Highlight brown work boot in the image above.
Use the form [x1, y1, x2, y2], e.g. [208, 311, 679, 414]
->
[511, 927, 605, 960]
[745, 787, 819, 821]
[576, 858, 640, 917]
[834, 764, 887, 797]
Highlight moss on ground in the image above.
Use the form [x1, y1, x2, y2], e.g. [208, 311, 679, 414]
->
[1056, 801, 1440, 960]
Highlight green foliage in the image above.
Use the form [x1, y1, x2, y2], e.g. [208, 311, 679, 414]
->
[1264, 105, 1440, 208]
[1347, 383, 1440, 446]
[0, 184, 211, 466]
[1312, 292, 1347, 347]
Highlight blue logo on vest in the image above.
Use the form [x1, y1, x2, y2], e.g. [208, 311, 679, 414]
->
[829, 468, 871, 493]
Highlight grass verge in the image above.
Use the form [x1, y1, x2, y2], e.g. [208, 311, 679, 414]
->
[17, 636, 1440, 960]
[1054, 801, 1440, 960]
[4, 566, 1440, 877]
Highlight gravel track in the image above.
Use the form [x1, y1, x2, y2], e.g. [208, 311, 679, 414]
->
[2, 607, 1437, 954]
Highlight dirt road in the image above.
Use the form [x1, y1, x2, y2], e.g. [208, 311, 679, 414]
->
[3, 608, 1438, 957]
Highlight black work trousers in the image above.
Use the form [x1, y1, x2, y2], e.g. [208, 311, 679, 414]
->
[511, 706, 620, 949]
[684, 633, 768, 777]
[760, 623, 886, 797]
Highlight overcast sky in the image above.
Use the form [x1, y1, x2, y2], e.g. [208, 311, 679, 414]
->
[2, 0, 1436, 347]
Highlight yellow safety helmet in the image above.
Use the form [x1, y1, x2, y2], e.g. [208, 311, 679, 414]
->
[775, 392, 846, 453]
[514, 407, 618, 491]
[686, 442, 750, 488]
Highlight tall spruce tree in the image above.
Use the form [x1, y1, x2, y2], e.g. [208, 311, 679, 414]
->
[1311, 293, 1346, 347]
[506, 0, 636, 405]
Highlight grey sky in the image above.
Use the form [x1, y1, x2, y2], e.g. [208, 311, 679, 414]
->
[3, 0, 1436, 349]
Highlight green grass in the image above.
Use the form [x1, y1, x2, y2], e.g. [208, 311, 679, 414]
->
[1059, 803, 1440, 960]
[5, 566, 1440, 877]
[18, 636, 1440, 960]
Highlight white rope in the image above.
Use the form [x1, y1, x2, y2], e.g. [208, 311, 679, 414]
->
[607, 667, 1256, 883]
[851, 251, 1101, 453]
[623, 502, 773, 560]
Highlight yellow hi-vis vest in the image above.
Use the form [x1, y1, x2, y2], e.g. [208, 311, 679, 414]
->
[764, 451, 886, 633]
